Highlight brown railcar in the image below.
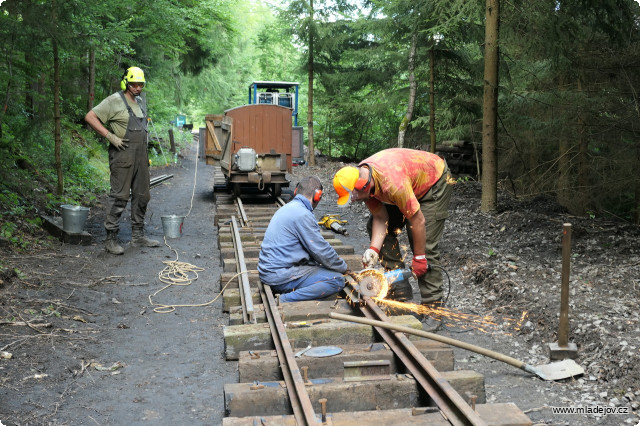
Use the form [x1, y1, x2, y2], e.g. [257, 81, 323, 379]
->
[203, 81, 303, 197]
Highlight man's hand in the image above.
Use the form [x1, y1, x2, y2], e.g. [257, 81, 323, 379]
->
[362, 247, 379, 268]
[106, 132, 129, 151]
[411, 255, 428, 277]
[344, 269, 358, 282]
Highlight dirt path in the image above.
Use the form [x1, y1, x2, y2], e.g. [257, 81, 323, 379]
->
[1, 141, 235, 424]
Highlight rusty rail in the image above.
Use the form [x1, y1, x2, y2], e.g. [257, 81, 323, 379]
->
[257, 281, 319, 425]
[357, 299, 486, 426]
[231, 203, 318, 424]
[231, 194, 480, 424]
[230, 216, 255, 324]
[235, 198, 249, 227]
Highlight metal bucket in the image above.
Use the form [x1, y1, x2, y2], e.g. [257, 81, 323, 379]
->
[161, 215, 185, 238]
[60, 204, 90, 233]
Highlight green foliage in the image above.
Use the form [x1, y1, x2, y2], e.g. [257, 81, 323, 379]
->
[42, 304, 61, 318]
[0, 116, 109, 248]
[148, 123, 195, 166]
[14, 268, 27, 280]
[0, 191, 26, 217]
[1, 222, 17, 241]
[0, 221, 35, 250]
[1, 0, 639, 230]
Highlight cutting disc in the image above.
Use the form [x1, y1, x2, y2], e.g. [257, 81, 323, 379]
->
[355, 269, 387, 298]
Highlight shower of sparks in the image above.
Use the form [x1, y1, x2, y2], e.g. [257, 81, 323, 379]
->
[347, 269, 527, 334]
[376, 298, 527, 333]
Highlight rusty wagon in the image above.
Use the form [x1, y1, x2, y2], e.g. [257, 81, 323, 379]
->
[203, 81, 304, 197]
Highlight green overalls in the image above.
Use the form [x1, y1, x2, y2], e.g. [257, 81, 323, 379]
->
[104, 92, 151, 232]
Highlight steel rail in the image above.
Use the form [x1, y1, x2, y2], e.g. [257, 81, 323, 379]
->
[149, 174, 173, 188]
[235, 198, 249, 227]
[232, 200, 318, 424]
[358, 299, 486, 426]
[228, 191, 481, 423]
[258, 282, 319, 425]
[230, 216, 255, 324]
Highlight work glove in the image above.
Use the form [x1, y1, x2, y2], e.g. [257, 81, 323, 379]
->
[362, 247, 380, 268]
[411, 255, 429, 277]
[106, 132, 129, 151]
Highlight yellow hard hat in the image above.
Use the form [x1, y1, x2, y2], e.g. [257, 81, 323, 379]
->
[333, 166, 360, 206]
[121, 66, 146, 91]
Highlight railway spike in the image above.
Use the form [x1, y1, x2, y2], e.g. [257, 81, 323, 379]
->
[319, 398, 328, 423]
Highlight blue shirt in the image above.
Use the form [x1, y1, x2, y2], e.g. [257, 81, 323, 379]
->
[258, 195, 348, 285]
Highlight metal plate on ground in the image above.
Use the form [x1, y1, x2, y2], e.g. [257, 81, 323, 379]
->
[304, 346, 343, 358]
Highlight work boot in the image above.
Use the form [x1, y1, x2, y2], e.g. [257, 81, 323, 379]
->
[131, 227, 160, 248]
[421, 299, 443, 332]
[105, 230, 124, 255]
[386, 278, 413, 302]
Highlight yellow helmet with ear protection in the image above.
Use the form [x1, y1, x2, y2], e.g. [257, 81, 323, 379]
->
[120, 66, 146, 91]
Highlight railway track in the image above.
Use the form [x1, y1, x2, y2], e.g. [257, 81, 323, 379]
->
[213, 179, 533, 425]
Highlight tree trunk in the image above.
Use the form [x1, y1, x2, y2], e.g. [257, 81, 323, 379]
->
[1, 53, 12, 140]
[25, 52, 34, 119]
[398, 32, 417, 148]
[1, 25, 16, 138]
[557, 136, 571, 207]
[87, 47, 96, 112]
[171, 62, 182, 110]
[635, 142, 640, 224]
[307, 0, 316, 166]
[37, 72, 47, 119]
[481, 0, 499, 213]
[557, 73, 571, 207]
[52, 0, 63, 195]
[576, 77, 588, 215]
[429, 40, 436, 153]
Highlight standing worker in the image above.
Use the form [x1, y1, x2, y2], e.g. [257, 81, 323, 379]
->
[84, 66, 159, 255]
[258, 176, 350, 302]
[333, 148, 453, 329]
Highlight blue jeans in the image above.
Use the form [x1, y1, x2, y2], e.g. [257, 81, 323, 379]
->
[269, 267, 345, 302]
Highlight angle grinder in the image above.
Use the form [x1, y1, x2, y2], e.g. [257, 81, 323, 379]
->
[383, 268, 413, 285]
[347, 268, 413, 305]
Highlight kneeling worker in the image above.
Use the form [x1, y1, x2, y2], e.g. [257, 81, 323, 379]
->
[258, 176, 349, 302]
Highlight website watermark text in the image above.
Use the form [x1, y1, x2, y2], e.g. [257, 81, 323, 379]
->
[551, 405, 630, 416]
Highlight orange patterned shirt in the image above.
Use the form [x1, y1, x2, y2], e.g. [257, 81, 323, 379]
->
[359, 148, 445, 218]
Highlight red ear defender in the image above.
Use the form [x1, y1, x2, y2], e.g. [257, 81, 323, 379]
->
[294, 182, 322, 202]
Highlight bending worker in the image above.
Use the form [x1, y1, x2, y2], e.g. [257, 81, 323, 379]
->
[258, 176, 350, 302]
[333, 148, 453, 323]
[84, 66, 159, 255]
